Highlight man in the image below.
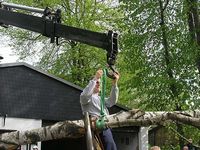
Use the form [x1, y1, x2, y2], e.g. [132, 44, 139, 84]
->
[187, 139, 196, 150]
[33, 145, 38, 150]
[80, 69, 119, 150]
[183, 146, 189, 150]
[150, 146, 161, 150]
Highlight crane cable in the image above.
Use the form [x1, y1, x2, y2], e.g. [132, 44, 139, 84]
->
[96, 68, 107, 130]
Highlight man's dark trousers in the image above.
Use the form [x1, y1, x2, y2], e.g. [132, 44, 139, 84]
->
[100, 128, 117, 150]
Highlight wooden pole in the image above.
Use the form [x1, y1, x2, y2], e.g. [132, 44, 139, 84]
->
[84, 112, 94, 150]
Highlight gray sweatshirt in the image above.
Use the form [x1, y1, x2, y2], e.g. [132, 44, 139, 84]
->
[80, 79, 119, 117]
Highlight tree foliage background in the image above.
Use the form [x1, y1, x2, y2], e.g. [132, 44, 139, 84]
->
[0, 0, 200, 149]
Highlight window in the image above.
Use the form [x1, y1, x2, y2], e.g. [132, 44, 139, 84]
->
[121, 137, 124, 144]
[126, 137, 129, 145]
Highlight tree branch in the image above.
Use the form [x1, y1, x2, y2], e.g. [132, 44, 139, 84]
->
[0, 109, 200, 148]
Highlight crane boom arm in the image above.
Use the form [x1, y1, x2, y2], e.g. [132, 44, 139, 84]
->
[0, 8, 109, 50]
[0, 2, 118, 66]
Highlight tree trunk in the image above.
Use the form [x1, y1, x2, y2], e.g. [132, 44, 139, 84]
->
[1, 109, 200, 149]
[186, 0, 200, 72]
[158, 0, 184, 149]
[0, 120, 85, 149]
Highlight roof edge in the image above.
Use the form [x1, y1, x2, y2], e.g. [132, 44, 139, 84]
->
[0, 62, 83, 91]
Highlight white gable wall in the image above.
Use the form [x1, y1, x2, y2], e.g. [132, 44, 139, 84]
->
[139, 127, 149, 150]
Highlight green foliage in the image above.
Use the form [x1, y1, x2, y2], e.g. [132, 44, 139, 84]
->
[118, 0, 200, 111]
[117, 0, 200, 148]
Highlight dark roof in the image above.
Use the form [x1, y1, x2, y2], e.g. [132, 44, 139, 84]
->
[0, 62, 83, 121]
[0, 62, 83, 90]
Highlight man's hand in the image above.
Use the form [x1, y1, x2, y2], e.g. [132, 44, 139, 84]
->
[90, 116, 98, 131]
[95, 69, 103, 79]
[112, 72, 120, 85]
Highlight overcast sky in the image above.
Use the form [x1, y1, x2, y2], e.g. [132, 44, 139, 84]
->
[0, 33, 19, 64]
[0, 46, 18, 63]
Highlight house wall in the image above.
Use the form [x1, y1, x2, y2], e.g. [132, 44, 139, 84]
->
[113, 127, 149, 150]
[113, 131, 138, 150]
[0, 117, 41, 130]
[41, 137, 87, 150]
[112, 126, 139, 150]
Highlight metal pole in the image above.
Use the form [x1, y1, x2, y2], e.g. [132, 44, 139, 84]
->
[84, 112, 94, 150]
[1, 2, 44, 14]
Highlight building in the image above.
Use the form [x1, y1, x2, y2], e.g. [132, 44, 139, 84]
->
[0, 62, 148, 150]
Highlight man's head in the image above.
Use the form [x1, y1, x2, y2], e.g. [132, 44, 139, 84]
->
[183, 146, 189, 150]
[150, 146, 161, 150]
[93, 79, 101, 94]
[33, 145, 38, 150]
[188, 138, 192, 143]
